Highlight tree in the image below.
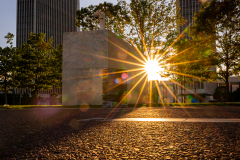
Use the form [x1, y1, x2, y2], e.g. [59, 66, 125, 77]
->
[232, 88, 240, 102]
[213, 86, 226, 102]
[0, 32, 62, 105]
[14, 46, 34, 105]
[48, 44, 62, 88]
[76, 0, 185, 54]
[76, 0, 187, 104]
[168, 35, 217, 102]
[0, 33, 16, 105]
[191, 0, 240, 102]
[20, 33, 55, 104]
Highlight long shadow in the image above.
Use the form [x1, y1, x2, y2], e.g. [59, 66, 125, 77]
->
[0, 107, 136, 159]
[2, 106, 240, 158]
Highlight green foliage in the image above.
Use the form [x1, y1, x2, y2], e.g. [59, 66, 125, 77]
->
[20, 33, 54, 94]
[0, 105, 63, 109]
[0, 46, 13, 92]
[18, 33, 62, 102]
[76, 0, 185, 53]
[213, 86, 226, 102]
[191, 0, 240, 102]
[14, 46, 34, 91]
[168, 102, 240, 107]
[48, 44, 62, 88]
[213, 87, 240, 102]
[0, 33, 17, 104]
[232, 88, 240, 102]
[171, 0, 240, 102]
[0, 32, 62, 105]
[169, 36, 217, 85]
[192, 0, 240, 35]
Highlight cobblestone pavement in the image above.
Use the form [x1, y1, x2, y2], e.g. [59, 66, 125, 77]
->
[1, 106, 240, 159]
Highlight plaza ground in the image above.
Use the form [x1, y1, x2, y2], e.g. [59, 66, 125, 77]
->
[1, 106, 240, 159]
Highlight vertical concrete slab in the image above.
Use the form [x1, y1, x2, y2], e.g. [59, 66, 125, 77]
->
[126, 71, 139, 104]
[92, 68, 104, 105]
[63, 30, 108, 106]
[62, 68, 78, 105]
[76, 68, 93, 105]
[63, 30, 145, 106]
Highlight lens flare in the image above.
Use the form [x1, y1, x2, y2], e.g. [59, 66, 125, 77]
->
[121, 73, 128, 79]
[114, 78, 122, 84]
[144, 59, 164, 81]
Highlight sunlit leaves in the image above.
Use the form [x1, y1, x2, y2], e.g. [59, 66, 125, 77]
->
[0, 33, 17, 104]
[19, 33, 59, 99]
[189, 0, 240, 101]
[76, 0, 184, 54]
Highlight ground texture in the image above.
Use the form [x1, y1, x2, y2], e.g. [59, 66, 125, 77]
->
[1, 106, 240, 159]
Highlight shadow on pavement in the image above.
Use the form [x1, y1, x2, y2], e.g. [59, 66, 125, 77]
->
[0, 107, 135, 159]
[1, 106, 240, 158]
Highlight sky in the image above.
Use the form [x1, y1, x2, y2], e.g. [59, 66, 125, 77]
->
[0, 0, 130, 48]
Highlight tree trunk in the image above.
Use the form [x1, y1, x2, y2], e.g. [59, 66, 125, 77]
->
[19, 89, 22, 105]
[4, 93, 7, 105]
[4, 74, 7, 105]
[181, 81, 183, 103]
[225, 79, 230, 102]
[225, 60, 230, 102]
[35, 75, 39, 105]
[184, 76, 186, 103]
[35, 90, 38, 105]
[176, 84, 178, 103]
[194, 79, 196, 103]
[225, 48, 230, 102]
[12, 88, 15, 105]
[173, 84, 176, 103]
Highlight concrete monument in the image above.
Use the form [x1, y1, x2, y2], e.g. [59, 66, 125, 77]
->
[63, 30, 147, 106]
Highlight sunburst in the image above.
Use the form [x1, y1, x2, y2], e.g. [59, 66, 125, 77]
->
[73, 29, 210, 114]
[144, 58, 165, 82]
[97, 30, 212, 119]
[75, 2, 214, 119]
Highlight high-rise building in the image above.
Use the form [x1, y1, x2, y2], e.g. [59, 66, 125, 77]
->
[16, 0, 79, 48]
[178, 0, 210, 38]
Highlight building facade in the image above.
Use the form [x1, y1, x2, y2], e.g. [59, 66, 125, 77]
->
[16, 0, 79, 48]
[178, 0, 211, 39]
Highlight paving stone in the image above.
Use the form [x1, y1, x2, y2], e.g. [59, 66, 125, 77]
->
[1, 107, 240, 159]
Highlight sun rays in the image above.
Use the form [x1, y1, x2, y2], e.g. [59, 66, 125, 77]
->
[75, 3, 215, 120]
[74, 26, 211, 113]
[96, 39, 210, 109]
[93, 27, 213, 119]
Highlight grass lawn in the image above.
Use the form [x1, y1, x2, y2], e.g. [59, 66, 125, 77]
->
[0, 105, 63, 109]
[168, 102, 240, 107]
[1, 102, 240, 109]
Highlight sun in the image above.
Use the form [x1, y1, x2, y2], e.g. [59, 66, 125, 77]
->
[144, 58, 165, 81]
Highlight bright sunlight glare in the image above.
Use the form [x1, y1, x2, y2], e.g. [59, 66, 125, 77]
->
[144, 59, 165, 81]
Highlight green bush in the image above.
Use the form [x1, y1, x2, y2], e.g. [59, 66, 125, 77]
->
[232, 88, 240, 102]
[213, 86, 226, 102]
